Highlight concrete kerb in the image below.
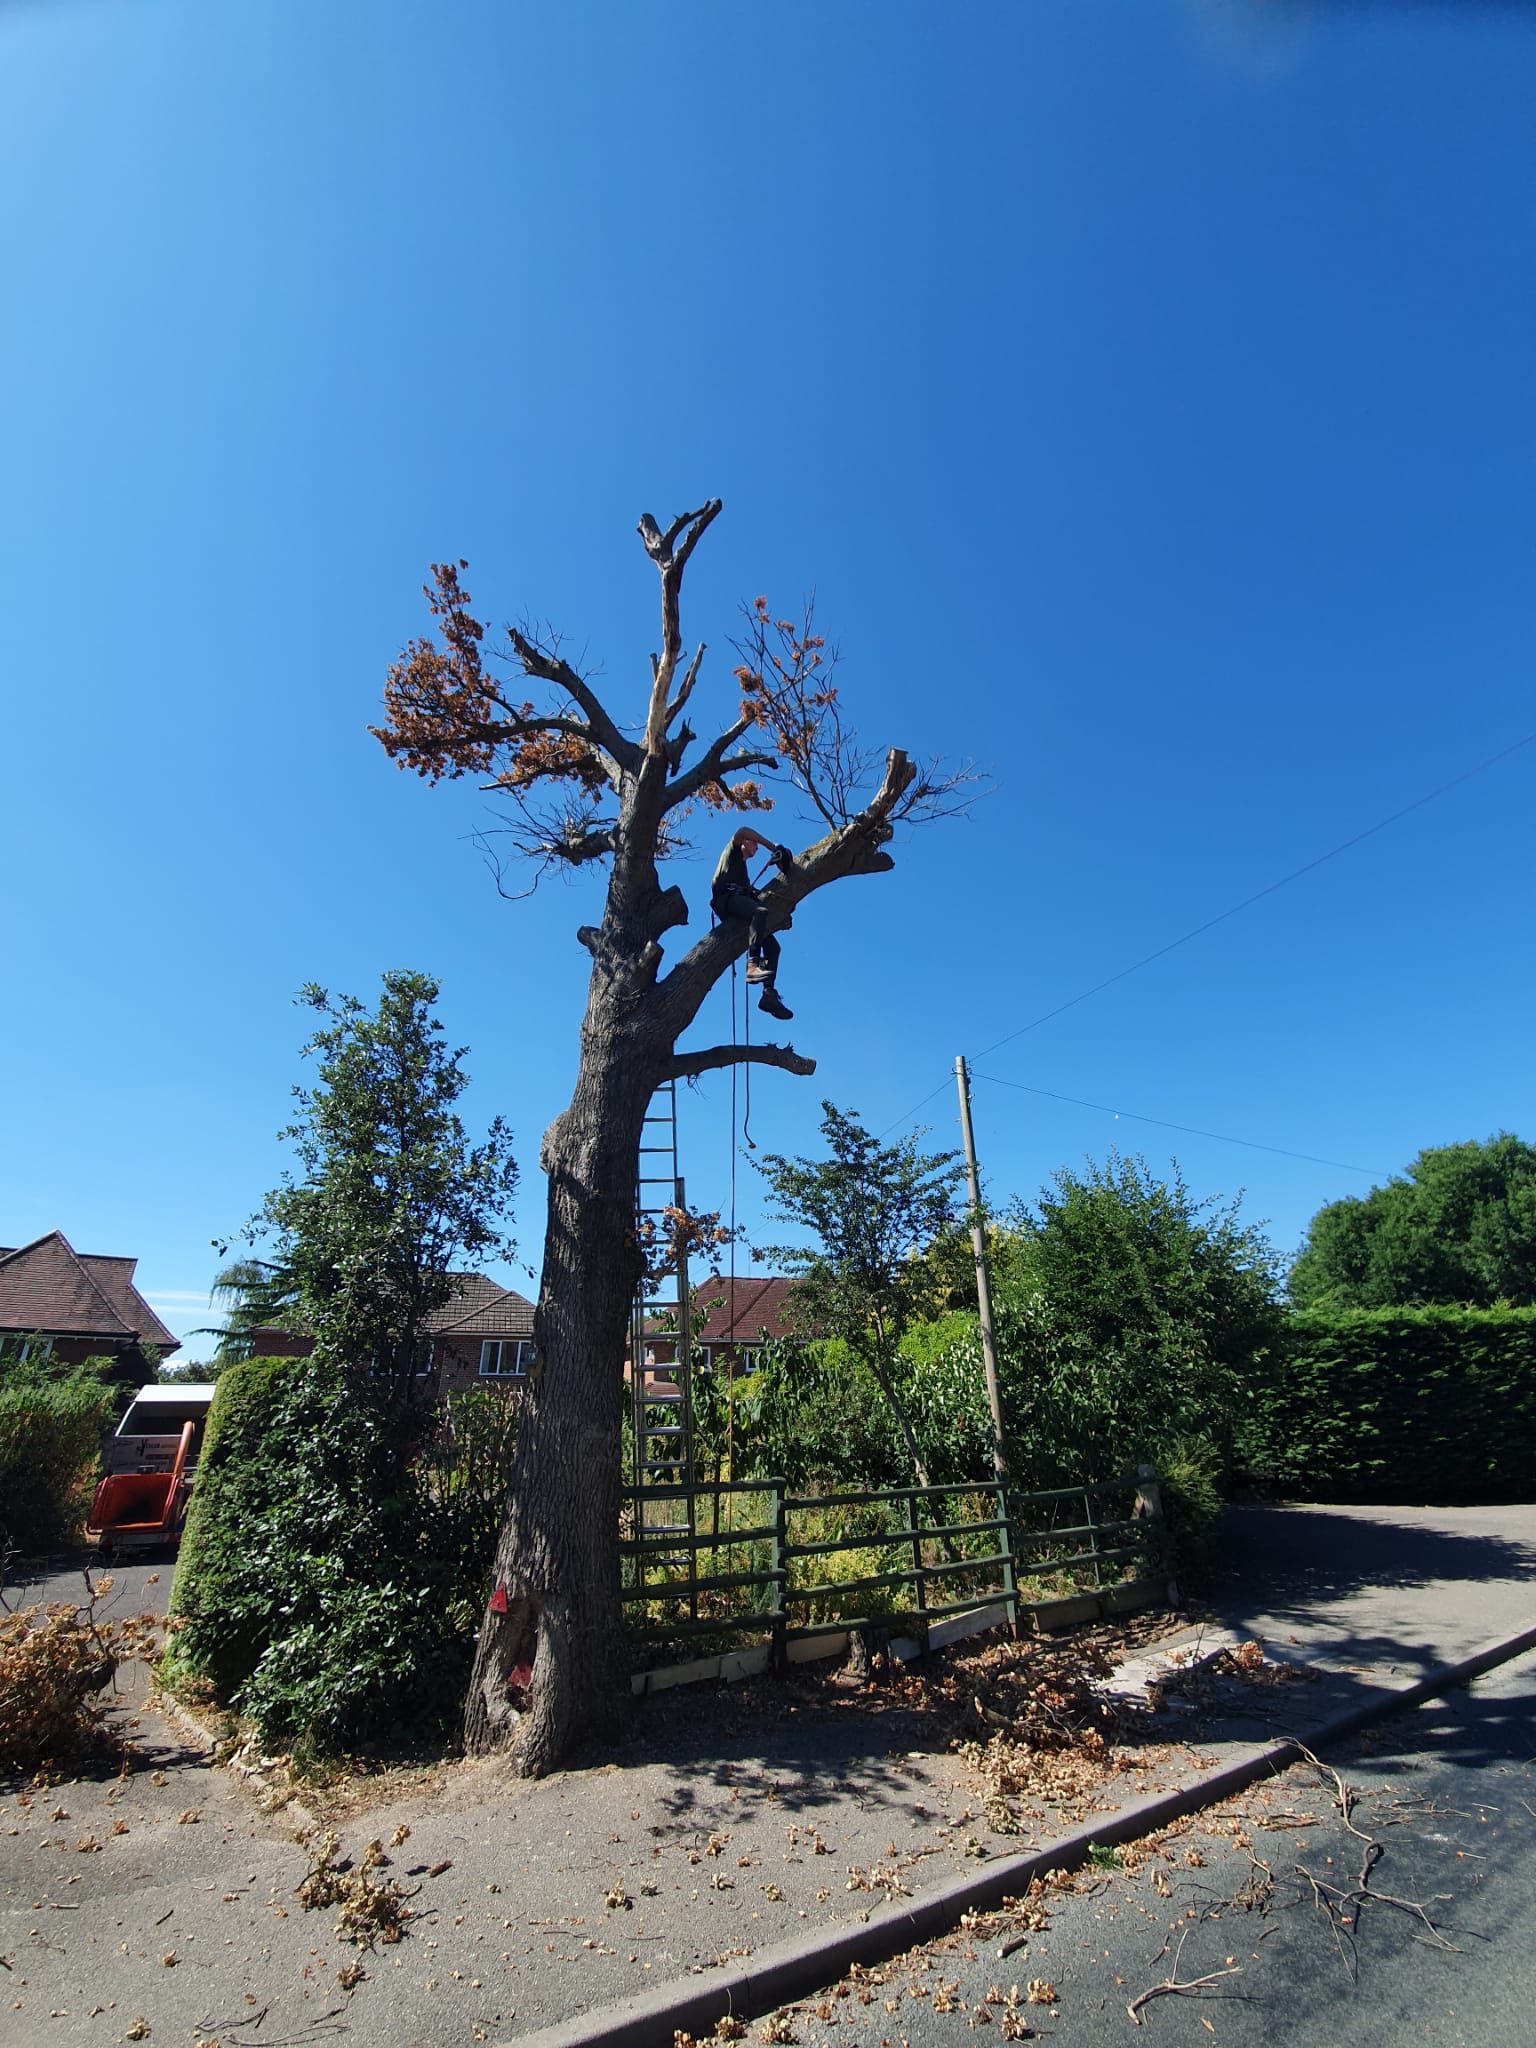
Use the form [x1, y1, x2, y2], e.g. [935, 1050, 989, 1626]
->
[503, 1616, 1536, 2048]
[151, 1687, 322, 1832]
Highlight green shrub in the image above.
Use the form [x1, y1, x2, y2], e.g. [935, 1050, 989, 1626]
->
[0, 1375, 115, 1553]
[1149, 1436, 1224, 1586]
[1241, 1306, 1536, 1501]
[236, 1578, 468, 1756]
[414, 1388, 520, 1596]
[712, 1339, 902, 1489]
[166, 1355, 497, 1754]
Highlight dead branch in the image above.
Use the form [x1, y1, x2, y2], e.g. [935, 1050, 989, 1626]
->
[639, 501, 723, 748]
[665, 1043, 817, 1084]
[1127, 1928, 1244, 2025]
[504, 622, 633, 767]
[1288, 1745, 1461, 1978]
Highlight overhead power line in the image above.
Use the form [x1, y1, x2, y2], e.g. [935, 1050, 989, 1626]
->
[880, 726, 1534, 1141]
[975, 727, 1536, 1062]
[971, 1071, 1381, 1176]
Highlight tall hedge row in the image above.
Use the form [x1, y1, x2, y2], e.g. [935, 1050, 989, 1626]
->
[166, 1356, 518, 1755]
[0, 1378, 116, 1553]
[1243, 1306, 1536, 1501]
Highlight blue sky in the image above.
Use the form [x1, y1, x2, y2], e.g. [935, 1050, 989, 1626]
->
[2, 0, 1532, 1356]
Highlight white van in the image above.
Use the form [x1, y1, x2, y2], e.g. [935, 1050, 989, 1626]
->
[106, 1383, 218, 1475]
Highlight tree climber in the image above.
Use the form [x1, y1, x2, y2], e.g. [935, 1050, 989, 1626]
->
[711, 826, 795, 1021]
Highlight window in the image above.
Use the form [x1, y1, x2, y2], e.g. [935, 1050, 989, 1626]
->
[480, 1339, 538, 1378]
[369, 1338, 434, 1378]
[0, 1333, 53, 1367]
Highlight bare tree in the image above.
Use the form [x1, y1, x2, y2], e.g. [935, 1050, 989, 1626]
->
[375, 500, 971, 1775]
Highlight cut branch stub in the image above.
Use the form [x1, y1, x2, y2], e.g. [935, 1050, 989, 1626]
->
[666, 1042, 817, 1084]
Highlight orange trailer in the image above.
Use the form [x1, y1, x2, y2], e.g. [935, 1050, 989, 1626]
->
[87, 1418, 196, 1555]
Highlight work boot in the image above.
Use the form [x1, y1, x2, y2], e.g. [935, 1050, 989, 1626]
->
[744, 958, 772, 984]
[758, 988, 794, 1021]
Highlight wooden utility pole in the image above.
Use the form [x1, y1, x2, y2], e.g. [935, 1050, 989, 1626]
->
[954, 1054, 1007, 1482]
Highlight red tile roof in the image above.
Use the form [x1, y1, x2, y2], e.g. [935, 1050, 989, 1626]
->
[0, 1231, 179, 1353]
[667, 1274, 806, 1346]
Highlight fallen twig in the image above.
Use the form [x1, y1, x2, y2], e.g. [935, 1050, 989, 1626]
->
[1289, 1744, 1460, 1977]
[1127, 1929, 1243, 2025]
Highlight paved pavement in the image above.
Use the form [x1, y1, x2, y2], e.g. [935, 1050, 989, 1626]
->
[2, 1503, 1534, 2047]
[1206, 1501, 1536, 1680]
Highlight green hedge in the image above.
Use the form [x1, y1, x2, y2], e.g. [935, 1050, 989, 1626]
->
[1242, 1306, 1536, 1501]
[166, 1354, 298, 1693]
[166, 1356, 515, 1756]
[0, 1377, 115, 1553]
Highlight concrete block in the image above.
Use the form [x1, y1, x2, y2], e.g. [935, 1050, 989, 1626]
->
[643, 1653, 722, 1694]
[718, 1645, 771, 1683]
[786, 1630, 848, 1665]
[1102, 1579, 1166, 1618]
[928, 1602, 1011, 1651]
[1027, 1592, 1101, 1633]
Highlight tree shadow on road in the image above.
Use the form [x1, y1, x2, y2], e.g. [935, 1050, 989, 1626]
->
[1202, 1503, 1536, 1618]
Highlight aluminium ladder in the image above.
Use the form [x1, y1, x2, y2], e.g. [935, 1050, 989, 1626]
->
[630, 1081, 697, 1606]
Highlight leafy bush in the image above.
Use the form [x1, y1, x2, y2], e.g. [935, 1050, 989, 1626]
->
[707, 1338, 902, 1490]
[886, 1314, 1000, 1486]
[237, 1579, 468, 1754]
[0, 1586, 160, 1772]
[167, 1355, 506, 1755]
[414, 1388, 520, 1596]
[1148, 1435, 1224, 1586]
[0, 1373, 116, 1553]
[1241, 1306, 1536, 1501]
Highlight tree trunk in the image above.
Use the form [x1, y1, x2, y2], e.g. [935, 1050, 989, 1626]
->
[463, 1000, 656, 1773]
[865, 1343, 934, 1493]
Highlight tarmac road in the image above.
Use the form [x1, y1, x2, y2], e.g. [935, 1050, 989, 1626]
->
[3, 1548, 172, 1715]
[781, 1645, 1536, 2048]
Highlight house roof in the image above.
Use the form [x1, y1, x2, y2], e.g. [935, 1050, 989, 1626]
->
[650, 1274, 805, 1347]
[0, 1231, 180, 1353]
[432, 1277, 536, 1341]
[235, 1274, 536, 1357]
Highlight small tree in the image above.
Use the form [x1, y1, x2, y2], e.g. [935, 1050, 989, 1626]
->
[193, 1258, 308, 1368]
[755, 1103, 965, 1487]
[1000, 1152, 1285, 1479]
[253, 972, 518, 1392]
[168, 977, 519, 1753]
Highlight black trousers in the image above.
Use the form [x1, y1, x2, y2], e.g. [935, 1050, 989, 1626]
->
[714, 887, 781, 980]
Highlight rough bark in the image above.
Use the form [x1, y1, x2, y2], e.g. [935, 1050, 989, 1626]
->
[462, 1034, 651, 1766]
